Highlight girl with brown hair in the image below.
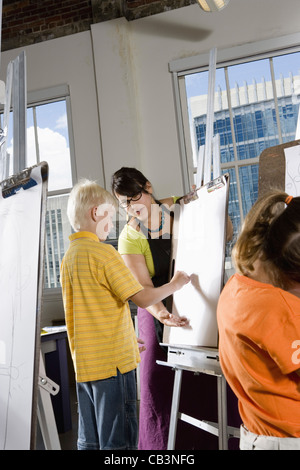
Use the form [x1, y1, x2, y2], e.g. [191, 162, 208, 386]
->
[217, 190, 300, 450]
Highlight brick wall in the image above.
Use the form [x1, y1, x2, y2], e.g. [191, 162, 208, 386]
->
[2, 0, 93, 51]
[123, 0, 196, 21]
[1, 0, 197, 51]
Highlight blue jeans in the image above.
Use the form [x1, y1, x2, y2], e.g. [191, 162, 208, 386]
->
[76, 369, 138, 450]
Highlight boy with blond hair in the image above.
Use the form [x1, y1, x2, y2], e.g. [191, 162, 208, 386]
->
[60, 179, 189, 450]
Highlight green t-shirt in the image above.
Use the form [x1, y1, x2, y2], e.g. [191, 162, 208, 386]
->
[118, 197, 179, 278]
[118, 223, 155, 277]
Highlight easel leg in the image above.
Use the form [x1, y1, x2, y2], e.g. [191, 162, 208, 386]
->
[167, 368, 183, 450]
[37, 353, 61, 450]
[217, 375, 228, 450]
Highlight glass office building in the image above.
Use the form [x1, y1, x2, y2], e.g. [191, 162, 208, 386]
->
[189, 72, 300, 252]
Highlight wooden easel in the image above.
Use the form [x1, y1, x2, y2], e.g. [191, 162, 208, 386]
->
[258, 139, 300, 196]
[0, 46, 61, 449]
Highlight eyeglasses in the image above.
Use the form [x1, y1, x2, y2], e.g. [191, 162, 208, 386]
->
[118, 192, 143, 208]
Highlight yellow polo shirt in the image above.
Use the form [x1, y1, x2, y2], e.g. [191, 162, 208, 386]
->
[60, 231, 143, 382]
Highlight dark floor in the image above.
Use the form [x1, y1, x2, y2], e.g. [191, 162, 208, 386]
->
[35, 376, 240, 450]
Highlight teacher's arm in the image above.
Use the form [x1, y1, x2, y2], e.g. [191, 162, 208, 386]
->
[122, 253, 188, 327]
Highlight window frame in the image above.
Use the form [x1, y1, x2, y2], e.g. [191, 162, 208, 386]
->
[1, 84, 77, 293]
[0, 83, 77, 295]
[26, 85, 77, 292]
[26, 84, 77, 197]
[169, 32, 300, 208]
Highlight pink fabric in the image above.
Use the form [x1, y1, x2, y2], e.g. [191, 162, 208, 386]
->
[137, 307, 174, 450]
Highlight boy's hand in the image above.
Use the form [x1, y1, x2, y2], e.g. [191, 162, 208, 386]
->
[170, 270, 190, 290]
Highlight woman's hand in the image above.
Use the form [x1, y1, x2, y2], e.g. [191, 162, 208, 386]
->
[137, 337, 146, 353]
[157, 309, 188, 327]
[181, 185, 197, 204]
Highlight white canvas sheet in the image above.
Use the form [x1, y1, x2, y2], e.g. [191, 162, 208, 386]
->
[284, 145, 300, 196]
[0, 165, 43, 450]
[163, 178, 228, 347]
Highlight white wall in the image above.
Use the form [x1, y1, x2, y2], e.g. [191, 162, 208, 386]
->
[2, 0, 300, 324]
[0, 31, 105, 186]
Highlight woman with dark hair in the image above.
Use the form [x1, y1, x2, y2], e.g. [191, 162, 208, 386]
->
[217, 191, 300, 450]
[111, 167, 189, 450]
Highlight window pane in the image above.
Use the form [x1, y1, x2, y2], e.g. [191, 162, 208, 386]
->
[5, 99, 73, 192]
[273, 52, 300, 143]
[186, 70, 209, 167]
[44, 194, 72, 288]
[181, 47, 300, 271]
[4, 109, 37, 173]
[227, 59, 280, 160]
[238, 164, 259, 217]
[35, 101, 72, 191]
[186, 68, 233, 167]
[1, 95, 75, 290]
[222, 167, 240, 236]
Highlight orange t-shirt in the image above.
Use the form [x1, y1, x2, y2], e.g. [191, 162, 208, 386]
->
[217, 273, 300, 437]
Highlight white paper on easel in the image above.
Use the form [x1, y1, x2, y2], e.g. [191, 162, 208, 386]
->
[295, 105, 300, 140]
[0, 166, 42, 450]
[284, 145, 300, 196]
[163, 180, 227, 347]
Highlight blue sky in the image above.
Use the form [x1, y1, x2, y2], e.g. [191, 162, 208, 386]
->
[5, 99, 72, 191]
[185, 51, 300, 99]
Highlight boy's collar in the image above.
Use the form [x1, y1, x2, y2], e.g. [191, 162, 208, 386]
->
[69, 231, 99, 242]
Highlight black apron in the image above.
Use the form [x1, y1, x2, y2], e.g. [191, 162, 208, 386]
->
[139, 201, 174, 348]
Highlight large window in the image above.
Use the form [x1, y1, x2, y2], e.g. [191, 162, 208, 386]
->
[170, 35, 300, 264]
[2, 85, 76, 288]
